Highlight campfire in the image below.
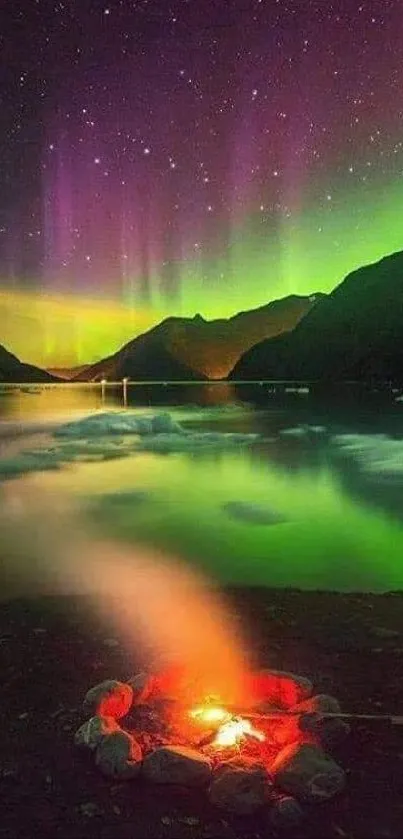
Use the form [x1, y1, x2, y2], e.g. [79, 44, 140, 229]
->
[74, 667, 350, 828]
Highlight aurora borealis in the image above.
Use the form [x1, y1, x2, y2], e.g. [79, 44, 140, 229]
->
[2, 0, 403, 366]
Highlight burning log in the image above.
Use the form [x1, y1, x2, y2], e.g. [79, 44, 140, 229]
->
[229, 708, 403, 727]
[189, 702, 266, 749]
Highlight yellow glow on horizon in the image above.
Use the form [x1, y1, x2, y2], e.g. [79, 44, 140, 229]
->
[0, 290, 160, 368]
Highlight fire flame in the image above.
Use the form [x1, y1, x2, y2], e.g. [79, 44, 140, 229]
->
[190, 704, 230, 726]
[213, 716, 265, 748]
[190, 703, 265, 749]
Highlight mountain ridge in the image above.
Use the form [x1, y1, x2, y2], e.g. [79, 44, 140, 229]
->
[0, 344, 61, 383]
[73, 293, 323, 382]
[230, 250, 403, 383]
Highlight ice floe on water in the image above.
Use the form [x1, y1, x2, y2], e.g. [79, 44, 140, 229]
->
[54, 411, 259, 451]
[0, 442, 131, 481]
[175, 404, 253, 422]
[134, 431, 259, 453]
[0, 412, 261, 480]
[279, 425, 327, 438]
[331, 433, 403, 479]
[56, 439, 131, 462]
[57, 441, 126, 455]
[0, 451, 64, 478]
[222, 501, 288, 526]
[55, 411, 185, 438]
[87, 490, 151, 513]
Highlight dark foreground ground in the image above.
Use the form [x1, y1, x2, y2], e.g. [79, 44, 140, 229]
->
[2, 588, 403, 839]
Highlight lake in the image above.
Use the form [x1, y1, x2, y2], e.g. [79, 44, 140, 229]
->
[1, 381, 403, 594]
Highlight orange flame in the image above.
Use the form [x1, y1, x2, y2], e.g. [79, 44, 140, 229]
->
[213, 716, 265, 748]
[190, 705, 230, 726]
[190, 703, 265, 749]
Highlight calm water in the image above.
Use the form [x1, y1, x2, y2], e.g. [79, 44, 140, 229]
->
[1, 381, 403, 593]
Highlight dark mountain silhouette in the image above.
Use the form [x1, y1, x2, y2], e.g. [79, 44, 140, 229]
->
[74, 294, 323, 382]
[230, 251, 403, 383]
[0, 345, 60, 383]
[74, 333, 204, 382]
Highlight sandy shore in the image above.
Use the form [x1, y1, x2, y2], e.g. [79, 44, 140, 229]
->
[1, 588, 403, 839]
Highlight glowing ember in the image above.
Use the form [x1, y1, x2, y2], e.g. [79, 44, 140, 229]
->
[190, 703, 265, 749]
[190, 705, 230, 726]
[213, 717, 266, 748]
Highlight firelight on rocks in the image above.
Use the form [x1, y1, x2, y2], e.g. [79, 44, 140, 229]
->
[74, 668, 348, 823]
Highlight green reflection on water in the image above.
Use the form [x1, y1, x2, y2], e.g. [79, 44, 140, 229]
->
[2, 384, 403, 593]
[85, 447, 403, 593]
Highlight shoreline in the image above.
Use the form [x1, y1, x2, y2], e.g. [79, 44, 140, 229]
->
[2, 588, 403, 838]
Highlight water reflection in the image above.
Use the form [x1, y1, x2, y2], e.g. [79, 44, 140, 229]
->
[1, 383, 403, 593]
[0, 383, 99, 421]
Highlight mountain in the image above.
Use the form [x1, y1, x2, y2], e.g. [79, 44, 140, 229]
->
[47, 365, 90, 380]
[74, 294, 324, 382]
[0, 345, 60, 383]
[230, 251, 403, 383]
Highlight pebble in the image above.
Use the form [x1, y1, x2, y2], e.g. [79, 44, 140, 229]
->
[127, 671, 155, 704]
[209, 761, 270, 815]
[304, 717, 351, 750]
[78, 802, 102, 818]
[271, 694, 342, 747]
[271, 743, 346, 803]
[296, 694, 341, 715]
[74, 715, 120, 751]
[268, 793, 304, 833]
[296, 695, 350, 747]
[142, 745, 212, 787]
[95, 730, 142, 779]
[83, 680, 133, 719]
[251, 669, 313, 710]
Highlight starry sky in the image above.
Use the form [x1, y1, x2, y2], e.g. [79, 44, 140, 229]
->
[1, 0, 403, 366]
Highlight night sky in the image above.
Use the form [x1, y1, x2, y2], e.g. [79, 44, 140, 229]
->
[1, 0, 403, 366]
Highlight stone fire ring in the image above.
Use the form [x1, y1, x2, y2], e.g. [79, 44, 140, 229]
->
[74, 669, 349, 829]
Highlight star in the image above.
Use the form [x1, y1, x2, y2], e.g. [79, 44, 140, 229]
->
[0, 0, 400, 350]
